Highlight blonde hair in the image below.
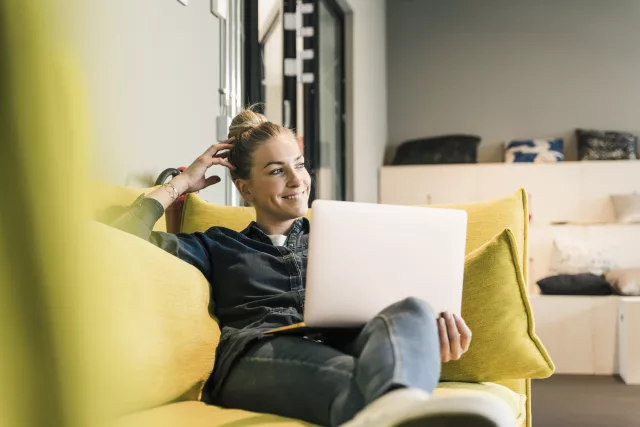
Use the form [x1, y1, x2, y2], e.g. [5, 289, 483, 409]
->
[227, 106, 294, 181]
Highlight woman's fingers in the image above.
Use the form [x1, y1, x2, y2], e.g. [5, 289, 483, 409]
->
[200, 155, 235, 170]
[213, 157, 235, 170]
[204, 175, 221, 188]
[204, 138, 235, 156]
[453, 313, 472, 353]
[212, 143, 234, 154]
[438, 316, 450, 363]
[445, 312, 463, 360]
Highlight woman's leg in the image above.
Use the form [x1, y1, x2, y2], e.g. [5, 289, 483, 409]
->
[213, 335, 365, 427]
[215, 298, 440, 427]
[339, 296, 441, 404]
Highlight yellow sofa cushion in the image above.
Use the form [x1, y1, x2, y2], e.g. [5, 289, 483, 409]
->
[89, 221, 220, 417]
[441, 228, 554, 382]
[180, 193, 312, 234]
[181, 190, 526, 258]
[181, 193, 257, 233]
[432, 189, 528, 278]
[432, 189, 533, 426]
[110, 401, 314, 427]
[91, 182, 167, 232]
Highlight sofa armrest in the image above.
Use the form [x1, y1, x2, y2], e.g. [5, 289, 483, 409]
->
[90, 222, 221, 417]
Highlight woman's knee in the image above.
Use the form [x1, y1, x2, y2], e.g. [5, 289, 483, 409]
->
[384, 296, 437, 322]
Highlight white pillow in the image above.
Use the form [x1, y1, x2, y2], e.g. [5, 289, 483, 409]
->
[605, 268, 640, 296]
[611, 194, 640, 224]
[549, 238, 616, 276]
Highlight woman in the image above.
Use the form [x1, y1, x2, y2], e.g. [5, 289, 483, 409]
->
[111, 109, 513, 427]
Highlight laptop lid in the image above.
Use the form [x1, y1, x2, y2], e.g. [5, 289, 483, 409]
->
[304, 200, 467, 328]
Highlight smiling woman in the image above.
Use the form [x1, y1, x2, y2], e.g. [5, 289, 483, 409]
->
[107, 108, 511, 427]
[226, 108, 311, 235]
[141, 106, 311, 236]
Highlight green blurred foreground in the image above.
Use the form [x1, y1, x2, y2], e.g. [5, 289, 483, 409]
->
[1, 2, 120, 426]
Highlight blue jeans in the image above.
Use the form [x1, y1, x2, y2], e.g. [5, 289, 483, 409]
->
[213, 297, 441, 427]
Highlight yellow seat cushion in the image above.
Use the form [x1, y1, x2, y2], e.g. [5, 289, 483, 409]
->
[441, 228, 554, 382]
[435, 382, 526, 427]
[91, 182, 167, 232]
[107, 383, 525, 427]
[110, 401, 314, 427]
[180, 193, 311, 234]
[89, 221, 220, 417]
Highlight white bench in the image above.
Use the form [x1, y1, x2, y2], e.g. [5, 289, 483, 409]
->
[530, 295, 619, 375]
[530, 295, 640, 379]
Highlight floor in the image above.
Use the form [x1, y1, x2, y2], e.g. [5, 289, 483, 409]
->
[532, 375, 640, 427]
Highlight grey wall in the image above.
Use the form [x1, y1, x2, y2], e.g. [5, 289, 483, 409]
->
[387, 0, 640, 163]
[57, 0, 227, 203]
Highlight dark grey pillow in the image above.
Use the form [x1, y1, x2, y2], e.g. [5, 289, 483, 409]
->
[537, 274, 613, 295]
[576, 129, 638, 160]
[392, 134, 481, 165]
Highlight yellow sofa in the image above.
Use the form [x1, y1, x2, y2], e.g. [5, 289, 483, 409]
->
[86, 185, 548, 427]
[1, 5, 547, 426]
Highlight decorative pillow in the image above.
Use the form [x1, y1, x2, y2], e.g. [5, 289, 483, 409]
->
[391, 134, 481, 165]
[611, 194, 640, 224]
[180, 193, 312, 234]
[440, 228, 554, 382]
[576, 129, 638, 161]
[605, 268, 640, 296]
[537, 274, 612, 296]
[504, 139, 564, 163]
[432, 189, 529, 279]
[549, 237, 616, 276]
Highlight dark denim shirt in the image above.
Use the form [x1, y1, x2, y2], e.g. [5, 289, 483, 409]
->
[109, 195, 309, 401]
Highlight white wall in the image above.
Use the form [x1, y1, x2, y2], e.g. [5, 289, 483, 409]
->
[55, 0, 228, 204]
[260, 1, 284, 126]
[343, 0, 387, 202]
[387, 0, 640, 163]
[56, 0, 388, 205]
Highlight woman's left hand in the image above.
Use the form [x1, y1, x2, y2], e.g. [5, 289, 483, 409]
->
[438, 312, 472, 363]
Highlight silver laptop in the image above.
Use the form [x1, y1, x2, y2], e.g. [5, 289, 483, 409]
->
[266, 200, 467, 333]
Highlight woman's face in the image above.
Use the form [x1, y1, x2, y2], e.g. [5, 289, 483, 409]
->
[240, 134, 311, 222]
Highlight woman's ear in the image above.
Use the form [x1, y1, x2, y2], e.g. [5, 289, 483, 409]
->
[234, 179, 254, 202]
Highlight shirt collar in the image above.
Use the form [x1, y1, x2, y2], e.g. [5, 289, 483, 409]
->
[242, 217, 309, 246]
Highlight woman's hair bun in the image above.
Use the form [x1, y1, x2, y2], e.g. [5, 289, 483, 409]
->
[228, 107, 268, 139]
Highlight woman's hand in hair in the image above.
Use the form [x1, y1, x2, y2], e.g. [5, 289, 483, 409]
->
[438, 311, 472, 363]
[174, 138, 236, 194]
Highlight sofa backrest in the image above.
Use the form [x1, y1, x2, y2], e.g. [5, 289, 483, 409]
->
[179, 190, 528, 278]
[180, 193, 312, 234]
